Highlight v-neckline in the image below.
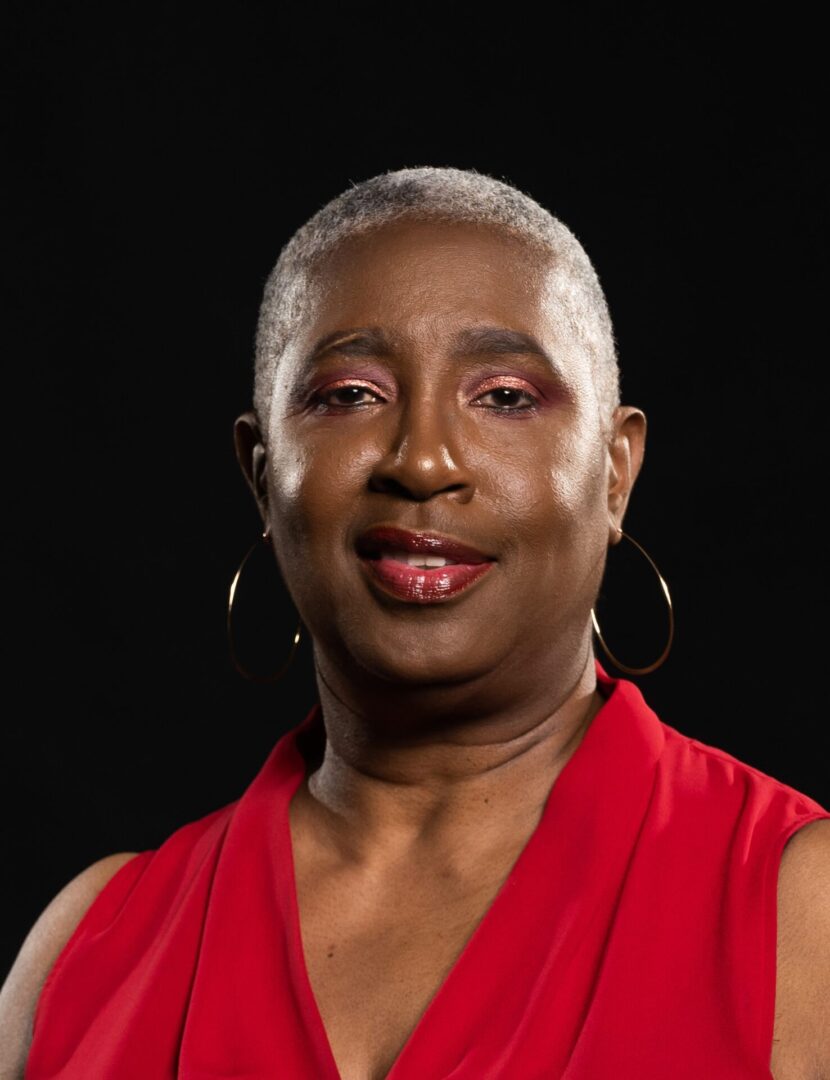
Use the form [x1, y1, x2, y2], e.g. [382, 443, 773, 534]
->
[280, 759, 533, 1080]
[275, 663, 642, 1080]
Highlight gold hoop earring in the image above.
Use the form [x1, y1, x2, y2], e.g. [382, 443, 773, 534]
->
[591, 526, 674, 676]
[227, 527, 303, 683]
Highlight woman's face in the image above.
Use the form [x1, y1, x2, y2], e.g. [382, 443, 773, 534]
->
[243, 219, 640, 693]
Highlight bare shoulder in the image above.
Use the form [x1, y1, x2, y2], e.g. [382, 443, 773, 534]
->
[772, 818, 830, 1080]
[0, 852, 140, 1080]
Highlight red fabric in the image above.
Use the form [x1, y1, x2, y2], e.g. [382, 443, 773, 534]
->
[26, 660, 830, 1078]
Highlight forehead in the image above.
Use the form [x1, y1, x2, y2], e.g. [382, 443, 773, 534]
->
[302, 218, 563, 342]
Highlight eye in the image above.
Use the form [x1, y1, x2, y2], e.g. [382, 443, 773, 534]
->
[311, 382, 386, 411]
[472, 385, 539, 413]
[308, 380, 538, 413]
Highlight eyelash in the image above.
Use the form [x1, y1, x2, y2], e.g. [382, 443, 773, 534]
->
[310, 382, 540, 414]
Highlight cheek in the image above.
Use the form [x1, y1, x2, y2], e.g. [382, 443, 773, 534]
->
[264, 426, 372, 544]
[265, 439, 304, 507]
[489, 426, 606, 541]
[548, 429, 607, 518]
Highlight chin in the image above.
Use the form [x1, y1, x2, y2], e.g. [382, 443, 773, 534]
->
[352, 642, 497, 689]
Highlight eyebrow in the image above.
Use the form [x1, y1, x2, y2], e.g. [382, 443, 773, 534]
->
[300, 324, 567, 378]
[301, 327, 393, 366]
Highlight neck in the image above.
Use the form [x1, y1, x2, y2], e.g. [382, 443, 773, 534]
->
[295, 636, 605, 868]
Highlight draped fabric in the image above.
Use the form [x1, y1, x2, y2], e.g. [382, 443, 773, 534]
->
[26, 660, 830, 1078]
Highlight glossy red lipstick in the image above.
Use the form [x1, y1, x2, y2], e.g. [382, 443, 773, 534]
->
[355, 526, 496, 604]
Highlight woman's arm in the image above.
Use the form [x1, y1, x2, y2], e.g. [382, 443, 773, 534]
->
[0, 852, 139, 1080]
[772, 818, 830, 1079]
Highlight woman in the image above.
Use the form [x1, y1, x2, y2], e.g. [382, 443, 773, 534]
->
[3, 167, 829, 1078]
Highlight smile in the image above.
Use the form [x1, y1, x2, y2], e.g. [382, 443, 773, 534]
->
[358, 552, 495, 603]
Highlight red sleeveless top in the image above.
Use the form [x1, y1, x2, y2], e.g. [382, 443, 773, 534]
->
[25, 660, 830, 1078]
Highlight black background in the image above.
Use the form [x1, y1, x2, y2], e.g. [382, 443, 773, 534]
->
[4, 5, 827, 980]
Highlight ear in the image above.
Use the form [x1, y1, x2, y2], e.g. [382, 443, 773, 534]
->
[233, 410, 269, 528]
[606, 406, 647, 545]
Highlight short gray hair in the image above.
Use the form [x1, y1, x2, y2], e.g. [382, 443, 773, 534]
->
[254, 166, 620, 438]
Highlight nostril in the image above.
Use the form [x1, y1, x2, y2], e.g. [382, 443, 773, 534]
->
[368, 475, 471, 501]
[368, 475, 409, 497]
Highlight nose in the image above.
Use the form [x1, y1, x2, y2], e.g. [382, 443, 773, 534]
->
[368, 395, 475, 503]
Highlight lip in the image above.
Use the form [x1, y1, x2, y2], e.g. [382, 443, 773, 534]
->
[355, 525, 496, 604]
[355, 526, 494, 565]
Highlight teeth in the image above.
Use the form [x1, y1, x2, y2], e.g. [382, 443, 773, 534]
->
[384, 549, 459, 568]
